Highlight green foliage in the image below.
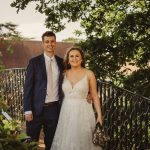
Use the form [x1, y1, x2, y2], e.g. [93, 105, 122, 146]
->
[123, 68, 150, 98]
[11, 0, 150, 97]
[62, 37, 82, 43]
[0, 116, 38, 150]
[0, 22, 21, 40]
[0, 95, 8, 111]
[0, 22, 24, 69]
[0, 97, 37, 150]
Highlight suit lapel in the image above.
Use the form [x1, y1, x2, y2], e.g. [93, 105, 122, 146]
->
[55, 55, 63, 73]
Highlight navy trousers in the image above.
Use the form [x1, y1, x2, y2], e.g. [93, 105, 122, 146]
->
[26, 102, 60, 150]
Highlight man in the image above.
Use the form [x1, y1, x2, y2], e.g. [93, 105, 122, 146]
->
[23, 31, 64, 150]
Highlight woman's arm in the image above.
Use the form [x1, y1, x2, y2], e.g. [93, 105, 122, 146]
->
[88, 70, 103, 125]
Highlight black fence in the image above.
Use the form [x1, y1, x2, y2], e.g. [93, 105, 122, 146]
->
[0, 68, 150, 149]
[0, 68, 26, 121]
[98, 81, 150, 150]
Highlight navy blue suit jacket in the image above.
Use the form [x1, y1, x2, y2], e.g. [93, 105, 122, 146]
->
[23, 54, 64, 116]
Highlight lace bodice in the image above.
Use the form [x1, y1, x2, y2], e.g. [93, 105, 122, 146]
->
[62, 74, 89, 100]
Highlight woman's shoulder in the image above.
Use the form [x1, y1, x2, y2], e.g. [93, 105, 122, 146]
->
[85, 69, 95, 78]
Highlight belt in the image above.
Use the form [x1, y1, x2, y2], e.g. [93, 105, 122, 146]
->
[43, 101, 59, 107]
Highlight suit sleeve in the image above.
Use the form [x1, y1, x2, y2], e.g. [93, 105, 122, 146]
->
[23, 60, 34, 112]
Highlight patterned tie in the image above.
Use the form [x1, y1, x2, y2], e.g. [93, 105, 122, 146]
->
[47, 59, 53, 97]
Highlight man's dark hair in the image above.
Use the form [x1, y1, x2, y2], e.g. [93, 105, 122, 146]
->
[42, 31, 56, 41]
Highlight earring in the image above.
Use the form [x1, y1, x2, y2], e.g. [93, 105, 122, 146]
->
[67, 62, 71, 68]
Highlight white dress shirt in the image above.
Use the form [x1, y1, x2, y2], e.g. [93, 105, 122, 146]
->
[44, 53, 59, 103]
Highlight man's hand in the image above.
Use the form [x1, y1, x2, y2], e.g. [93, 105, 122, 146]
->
[86, 93, 93, 104]
[25, 114, 33, 122]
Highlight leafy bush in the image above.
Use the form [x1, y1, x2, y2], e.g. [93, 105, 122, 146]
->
[0, 98, 37, 150]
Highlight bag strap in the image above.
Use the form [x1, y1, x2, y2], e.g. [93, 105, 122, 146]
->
[96, 122, 103, 129]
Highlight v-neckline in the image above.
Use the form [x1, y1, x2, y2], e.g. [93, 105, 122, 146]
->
[65, 74, 87, 89]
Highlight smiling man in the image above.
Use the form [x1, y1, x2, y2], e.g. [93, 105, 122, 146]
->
[23, 31, 64, 150]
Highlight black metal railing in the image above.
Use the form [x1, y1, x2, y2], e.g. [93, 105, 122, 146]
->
[0, 68, 26, 122]
[99, 81, 150, 150]
[0, 68, 149, 149]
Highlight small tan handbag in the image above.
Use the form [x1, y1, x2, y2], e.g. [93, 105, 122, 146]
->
[92, 122, 110, 148]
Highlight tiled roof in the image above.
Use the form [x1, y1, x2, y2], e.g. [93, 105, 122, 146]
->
[0, 40, 74, 69]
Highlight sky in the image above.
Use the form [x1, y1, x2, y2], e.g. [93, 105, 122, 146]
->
[0, 0, 83, 41]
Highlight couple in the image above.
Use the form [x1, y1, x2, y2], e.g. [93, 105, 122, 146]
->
[24, 31, 103, 150]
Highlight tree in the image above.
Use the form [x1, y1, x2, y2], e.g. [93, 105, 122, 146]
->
[11, 0, 150, 97]
[0, 22, 23, 69]
[0, 22, 21, 40]
[0, 23, 38, 149]
[62, 37, 82, 43]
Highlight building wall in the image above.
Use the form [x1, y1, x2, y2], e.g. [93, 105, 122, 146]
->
[0, 40, 74, 69]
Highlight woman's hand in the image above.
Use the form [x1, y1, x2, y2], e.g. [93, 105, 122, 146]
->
[96, 115, 103, 126]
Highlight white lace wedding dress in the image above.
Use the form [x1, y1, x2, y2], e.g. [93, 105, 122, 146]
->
[50, 74, 102, 150]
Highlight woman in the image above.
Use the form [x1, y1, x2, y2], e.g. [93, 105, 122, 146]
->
[51, 47, 103, 150]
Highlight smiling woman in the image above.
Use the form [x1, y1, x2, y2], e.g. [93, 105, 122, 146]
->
[50, 47, 103, 150]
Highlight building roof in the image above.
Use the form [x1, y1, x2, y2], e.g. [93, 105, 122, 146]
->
[0, 40, 74, 69]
